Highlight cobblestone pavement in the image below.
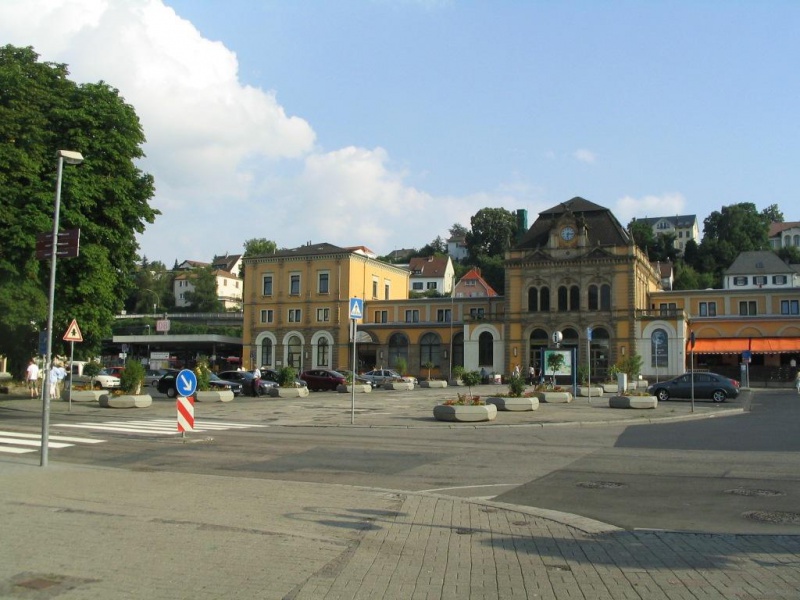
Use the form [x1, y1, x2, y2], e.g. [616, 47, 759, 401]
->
[3, 385, 799, 599]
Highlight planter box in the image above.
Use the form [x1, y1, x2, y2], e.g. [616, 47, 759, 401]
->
[64, 390, 104, 402]
[608, 395, 658, 409]
[448, 378, 464, 386]
[195, 390, 234, 403]
[486, 396, 539, 411]
[337, 384, 372, 394]
[577, 386, 604, 397]
[433, 404, 497, 422]
[268, 386, 310, 398]
[601, 383, 619, 393]
[420, 380, 448, 389]
[383, 381, 414, 391]
[99, 394, 153, 408]
[533, 391, 573, 404]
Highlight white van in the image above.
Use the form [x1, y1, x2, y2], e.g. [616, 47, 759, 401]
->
[69, 360, 120, 389]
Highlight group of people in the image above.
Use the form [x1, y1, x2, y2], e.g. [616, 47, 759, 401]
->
[25, 358, 67, 399]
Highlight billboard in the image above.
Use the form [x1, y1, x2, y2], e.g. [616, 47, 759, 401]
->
[542, 349, 573, 377]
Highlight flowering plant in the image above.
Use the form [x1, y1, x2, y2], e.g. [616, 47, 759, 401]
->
[442, 394, 484, 406]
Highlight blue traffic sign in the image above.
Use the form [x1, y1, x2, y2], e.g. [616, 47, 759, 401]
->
[176, 369, 198, 397]
[349, 297, 364, 320]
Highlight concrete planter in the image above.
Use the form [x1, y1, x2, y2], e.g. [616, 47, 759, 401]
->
[99, 394, 153, 408]
[420, 380, 448, 389]
[64, 390, 104, 402]
[608, 395, 658, 409]
[448, 378, 464, 386]
[268, 386, 310, 398]
[383, 381, 415, 391]
[577, 386, 604, 397]
[486, 396, 539, 411]
[433, 404, 497, 422]
[601, 383, 619, 393]
[337, 384, 372, 394]
[533, 391, 573, 404]
[195, 390, 234, 403]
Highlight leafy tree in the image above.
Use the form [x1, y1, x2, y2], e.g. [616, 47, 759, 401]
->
[777, 246, 800, 264]
[0, 45, 156, 374]
[546, 352, 565, 384]
[466, 207, 518, 259]
[119, 360, 145, 394]
[417, 235, 447, 256]
[672, 263, 715, 291]
[473, 254, 505, 296]
[628, 219, 655, 252]
[761, 204, 784, 223]
[242, 238, 277, 258]
[449, 223, 469, 238]
[183, 266, 223, 312]
[460, 370, 481, 400]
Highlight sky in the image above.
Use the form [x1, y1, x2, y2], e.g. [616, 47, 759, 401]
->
[2, 0, 799, 266]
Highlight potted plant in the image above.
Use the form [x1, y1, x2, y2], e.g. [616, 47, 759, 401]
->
[337, 369, 372, 394]
[67, 360, 105, 402]
[420, 360, 447, 388]
[434, 370, 497, 422]
[532, 353, 572, 403]
[576, 364, 603, 398]
[269, 365, 309, 398]
[602, 363, 621, 393]
[451, 365, 466, 386]
[194, 357, 233, 402]
[486, 372, 539, 411]
[101, 360, 152, 408]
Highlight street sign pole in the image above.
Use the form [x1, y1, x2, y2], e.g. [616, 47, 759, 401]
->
[349, 298, 364, 425]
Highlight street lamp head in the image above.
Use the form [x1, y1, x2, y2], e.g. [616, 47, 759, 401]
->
[56, 150, 84, 165]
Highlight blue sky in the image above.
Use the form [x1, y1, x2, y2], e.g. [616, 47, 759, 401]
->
[2, 1, 798, 265]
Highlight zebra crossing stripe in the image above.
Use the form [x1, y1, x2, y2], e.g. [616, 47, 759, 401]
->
[1, 431, 105, 444]
[56, 419, 268, 435]
[0, 430, 103, 454]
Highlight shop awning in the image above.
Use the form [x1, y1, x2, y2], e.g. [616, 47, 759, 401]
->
[689, 338, 800, 354]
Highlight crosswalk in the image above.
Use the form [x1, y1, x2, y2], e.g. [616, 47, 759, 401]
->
[0, 420, 267, 455]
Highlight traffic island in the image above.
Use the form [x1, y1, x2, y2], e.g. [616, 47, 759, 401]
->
[608, 395, 658, 409]
[486, 396, 539, 411]
[99, 394, 153, 408]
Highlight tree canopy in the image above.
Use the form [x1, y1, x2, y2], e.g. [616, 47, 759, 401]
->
[183, 266, 224, 312]
[0, 45, 157, 373]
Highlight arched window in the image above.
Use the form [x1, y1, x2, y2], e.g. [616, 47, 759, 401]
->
[600, 284, 611, 310]
[260, 338, 273, 367]
[651, 329, 668, 368]
[558, 286, 568, 311]
[420, 332, 441, 367]
[562, 328, 579, 348]
[478, 331, 493, 366]
[794, 234, 800, 247]
[540, 287, 550, 311]
[528, 287, 538, 312]
[589, 327, 610, 379]
[569, 285, 580, 311]
[316, 338, 329, 367]
[588, 285, 598, 310]
[388, 333, 409, 369]
[287, 335, 302, 369]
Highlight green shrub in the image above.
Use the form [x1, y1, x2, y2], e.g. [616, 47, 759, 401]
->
[460, 370, 482, 399]
[194, 358, 211, 392]
[278, 366, 297, 388]
[395, 357, 408, 376]
[452, 365, 466, 381]
[83, 361, 102, 378]
[507, 373, 526, 397]
[119, 360, 144, 394]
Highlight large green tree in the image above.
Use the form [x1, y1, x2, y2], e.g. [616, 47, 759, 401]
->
[0, 45, 157, 373]
[183, 266, 223, 312]
[465, 207, 518, 259]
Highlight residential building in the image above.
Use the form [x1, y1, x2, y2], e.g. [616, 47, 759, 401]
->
[408, 256, 455, 295]
[454, 267, 498, 298]
[724, 251, 800, 290]
[211, 253, 243, 276]
[769, 221, 800, 250]
[447, 234, 468, 262]
[173, 268, 243, 310]
[636, 214, 700, 252]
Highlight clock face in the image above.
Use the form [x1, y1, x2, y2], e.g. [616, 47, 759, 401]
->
[560, 226, 576, 241]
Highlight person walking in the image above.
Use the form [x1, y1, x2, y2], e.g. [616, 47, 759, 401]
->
[252, 366, 262, 397]
[795, 370, 800, 395]
[26, 359, 39, 398]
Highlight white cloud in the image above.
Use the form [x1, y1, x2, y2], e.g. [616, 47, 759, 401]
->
[614, 193, 687, 225]
[573, 149, 597, 164]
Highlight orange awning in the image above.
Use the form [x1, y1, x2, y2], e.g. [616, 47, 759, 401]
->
[689, 337, 800, 354]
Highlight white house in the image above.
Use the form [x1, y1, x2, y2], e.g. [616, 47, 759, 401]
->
[636, 215, 700, 252]
[724, 250, 800, 290]
[408, 256, 455, 295]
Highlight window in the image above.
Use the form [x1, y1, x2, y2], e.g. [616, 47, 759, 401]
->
[540, 287, 550, 311]
[372, 279, 378, 298]
[318, 272, 329, 294]
[773, 275, 788, 285]
[388, 333, 409, 369]
[469, 307, 485, 319]
[287, 335, 302, 369]
[412, 282, 423, 290]
[781, 300, 799, 315]
[739, 301, 757, 316]
[569, 285, 580, 311]
[558, 286, 568, 311]
[405, 309, 419, 323]
[659, 302, 677, 316]
[316, 339, 329, 367]
[420, 333, 441, 367]
[426, 282, 437, 290]
[465, 280, 476, 286]
[588, 285, 598, 310]
[753, 276, 767, 286]
[288, 308, 301, 322]
[375, 310, 388, 323]
[290, 274, 300, 295]
[478, 331, 493, 366]
[733, 276, 748, 286]
[698, 302, 716, 317]
[260, 309, 274, 324]
[260, 338, 273, 366]
[528, 288, 538, 312]
[437, 309, 451, 323]
[262, 275, 273, 296]
[600, 284, 611, 310]
[316, 307, 330, 322]
[384, 283, 390, 300]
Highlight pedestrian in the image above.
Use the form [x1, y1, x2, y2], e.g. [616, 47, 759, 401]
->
[252, 366, 262, 397]
[795, 370, 800, 395]
[513, 364, 521, 378]
[49, 362, 61, 399]
[528, 365, 535, 385]
[26, 359, 39, 398]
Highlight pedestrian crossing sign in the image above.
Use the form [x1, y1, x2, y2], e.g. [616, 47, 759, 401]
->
[63, 319, 83, 342]
[349, 298, 363, 320]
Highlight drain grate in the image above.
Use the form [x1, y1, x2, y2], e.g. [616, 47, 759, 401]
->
[725, 487, 785, 497]
[576, 481, 626, 490]
[743, 511, 800, 524]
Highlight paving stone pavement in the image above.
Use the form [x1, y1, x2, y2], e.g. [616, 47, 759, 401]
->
[3, 384, 800, 599]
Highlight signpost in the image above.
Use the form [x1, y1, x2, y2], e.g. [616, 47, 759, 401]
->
[62, 319, 83, 411]
[349, 298, 364, 424]
[176, 368, 197, 438]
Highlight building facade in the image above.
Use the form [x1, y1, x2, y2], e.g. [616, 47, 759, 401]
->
[636, 214, 700, 252]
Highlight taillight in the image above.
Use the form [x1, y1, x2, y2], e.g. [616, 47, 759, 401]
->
[732, 379, 740, 388]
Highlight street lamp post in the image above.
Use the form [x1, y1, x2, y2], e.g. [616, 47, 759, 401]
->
[40, 150, 83, 467]
[143, 288, 159, 315]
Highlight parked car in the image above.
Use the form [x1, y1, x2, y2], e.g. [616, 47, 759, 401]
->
[217, 370, 277, 395]
[300, 369, 347, 391]
[144, 368, 169, 387]
[157, 369, 243, 397]
[362, 369, 417, 386]
[105, 366, 126, 378]
[337, 369, 374, 387]
[260, 368, 307, 388]
[70, 367, 121, 389]
[647, 372, 740, 403]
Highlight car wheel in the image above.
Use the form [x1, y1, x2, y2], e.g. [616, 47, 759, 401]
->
[166, 387, 177, 398]
[712, 390, 727, 403]
[655, 388, 670, 402]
